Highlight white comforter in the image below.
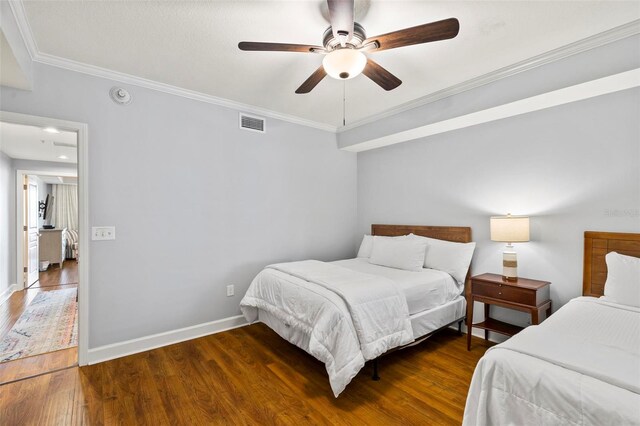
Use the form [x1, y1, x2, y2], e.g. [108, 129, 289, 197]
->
[240, 260, 413, 397]
[463, 297, 640, 425]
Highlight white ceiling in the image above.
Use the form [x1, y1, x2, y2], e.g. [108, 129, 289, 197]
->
[0, 122, 78, 164]
[19, 1, 640, 128]
[36, 175, 77, 185]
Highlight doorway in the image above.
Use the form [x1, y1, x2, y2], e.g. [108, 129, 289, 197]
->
[0, 111, 89, 381]
[21, 172, 79, 291]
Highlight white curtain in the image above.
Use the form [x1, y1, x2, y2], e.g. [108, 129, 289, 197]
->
[51, 184, 78, 230]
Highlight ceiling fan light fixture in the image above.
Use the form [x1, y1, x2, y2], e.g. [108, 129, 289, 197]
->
[322, 49, 366, 80]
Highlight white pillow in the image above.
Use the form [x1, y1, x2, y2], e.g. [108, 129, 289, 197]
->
[408, 234, 476, 286]
[602, 252, 640, 308]
[356, 234, 408, 258]
[369, 236, 428, 272]
[357, 235, 374, 258]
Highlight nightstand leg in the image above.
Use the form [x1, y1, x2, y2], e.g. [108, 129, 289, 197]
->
[532, 309, 540, 325]
[467, 300, 474, 351]
[484, 303, 490, 340]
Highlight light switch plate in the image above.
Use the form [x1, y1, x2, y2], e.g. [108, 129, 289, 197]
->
[92, 226, 116, 241]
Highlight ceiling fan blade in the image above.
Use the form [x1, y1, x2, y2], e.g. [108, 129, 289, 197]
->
[238, 42, 325, 53]
[295, 66, 327, 94]
[327, 0, 355, 44]
[364, 18, 459, 52]
[362, 59, 402, 91]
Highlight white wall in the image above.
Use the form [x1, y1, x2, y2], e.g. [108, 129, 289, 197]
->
[0, 63, 357, 348]
[0, 151, 12, 295]
[356, 87, 640, 328]
[350, 34, 640, 331]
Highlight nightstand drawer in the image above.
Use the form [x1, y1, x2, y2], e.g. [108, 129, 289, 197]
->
[473, 281, 535, 305]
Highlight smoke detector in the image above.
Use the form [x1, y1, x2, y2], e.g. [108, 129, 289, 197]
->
[110, 87, 132, 105]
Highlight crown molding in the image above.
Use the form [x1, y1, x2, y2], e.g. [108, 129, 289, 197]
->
[337, 19, 640, 133]
[7, 0, 639, 135]
[6, 0, 337, 133]
[31, 52, 339, 132]
[7, 0, 38, 58]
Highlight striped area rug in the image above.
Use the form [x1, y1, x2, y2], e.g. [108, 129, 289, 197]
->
[0, 288, 78, 362]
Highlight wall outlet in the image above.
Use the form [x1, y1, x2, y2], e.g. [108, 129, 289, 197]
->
[92, 226, 116, 240]
[226, 285, 234, 297]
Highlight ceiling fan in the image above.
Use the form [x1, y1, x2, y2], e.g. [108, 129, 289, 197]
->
[238, 0, 459, 94]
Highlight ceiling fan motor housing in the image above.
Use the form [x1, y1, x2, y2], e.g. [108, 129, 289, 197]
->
[323, 22, 366, 50]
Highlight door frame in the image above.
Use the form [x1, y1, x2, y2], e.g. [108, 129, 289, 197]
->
[2, 111, 90, 366]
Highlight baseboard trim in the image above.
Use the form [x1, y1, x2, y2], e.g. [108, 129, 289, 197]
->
[87, 314, 248, 365]
[0, 284, 19, 305]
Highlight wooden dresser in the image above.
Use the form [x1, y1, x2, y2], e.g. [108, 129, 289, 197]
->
[39, 228, 65, 267]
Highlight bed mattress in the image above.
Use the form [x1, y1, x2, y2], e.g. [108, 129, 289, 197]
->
[332, 258, 460, 315]
[258, 294, 466, 346]
[463, 297, 640, 425]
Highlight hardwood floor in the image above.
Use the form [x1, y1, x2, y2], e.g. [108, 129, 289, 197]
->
[0, 324, 493, 425]
[30, 259, 79, 288]
[0, 347, 77, 384]
[0, 260, 79, 384]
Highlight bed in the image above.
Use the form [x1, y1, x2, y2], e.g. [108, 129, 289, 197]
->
[241, 224, 474, 397]
[463, 231, 640, 425]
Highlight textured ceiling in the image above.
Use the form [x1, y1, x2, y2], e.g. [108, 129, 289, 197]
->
[21, 1, 640, 128]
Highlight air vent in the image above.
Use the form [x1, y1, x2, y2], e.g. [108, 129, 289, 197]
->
[239, 113, 266, 133]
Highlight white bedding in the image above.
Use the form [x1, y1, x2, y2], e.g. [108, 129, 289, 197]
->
[332, 258, 460, 315]
[240, 260, 414, 397]
[463, 297, 640, 426]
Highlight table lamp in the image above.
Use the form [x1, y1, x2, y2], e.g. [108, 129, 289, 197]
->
[490, 214, 530, 281]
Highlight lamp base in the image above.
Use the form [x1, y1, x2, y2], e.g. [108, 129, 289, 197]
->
[502, 244, 518, 282]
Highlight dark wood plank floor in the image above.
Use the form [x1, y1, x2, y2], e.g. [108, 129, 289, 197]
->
[0, 323, 493, 425]
[0, 261, 79, 384]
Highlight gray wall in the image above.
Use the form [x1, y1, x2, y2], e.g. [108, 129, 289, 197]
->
[1, 63, 357, 348]
[357, 88, 640, 328]
[0, 151, 12, 295]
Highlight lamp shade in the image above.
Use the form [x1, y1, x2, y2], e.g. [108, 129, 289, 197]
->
[490, 215, 530, 243]
[322, 49, 367, 80]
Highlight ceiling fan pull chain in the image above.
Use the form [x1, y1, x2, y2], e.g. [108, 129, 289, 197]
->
[343, 80, 346, 126]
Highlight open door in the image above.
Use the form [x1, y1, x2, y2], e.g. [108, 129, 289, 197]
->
[26, 175, 40, 287]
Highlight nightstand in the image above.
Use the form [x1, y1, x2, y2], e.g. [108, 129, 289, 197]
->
[467, 273, 551, 350]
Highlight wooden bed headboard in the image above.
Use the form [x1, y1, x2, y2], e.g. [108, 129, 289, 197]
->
[583, 231, 640, 297]
[371, 224, 472, 244]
